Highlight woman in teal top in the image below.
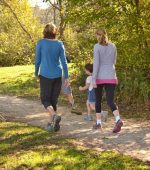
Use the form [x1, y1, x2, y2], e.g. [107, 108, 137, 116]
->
[35, 23, 69, 132]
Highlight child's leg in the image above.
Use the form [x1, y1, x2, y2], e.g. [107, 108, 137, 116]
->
[62, 80, 74, 107]
[67, 92, 74, 106]
[88, 90, 95, 113]
[86, 100, 91, 115]
[84, 100, 93, 121]
[89, 103, 95, 111]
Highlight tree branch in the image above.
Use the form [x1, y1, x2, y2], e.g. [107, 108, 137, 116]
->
[1, 0, 33, 42]
[48, 0, 60, 11]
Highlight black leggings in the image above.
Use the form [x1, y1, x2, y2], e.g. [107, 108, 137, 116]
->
[40, 75, 62, 111]
[95, 84, 117, 113]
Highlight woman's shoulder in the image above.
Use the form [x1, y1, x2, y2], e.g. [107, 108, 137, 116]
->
[108, 42, 116, 48]
[37, 39, 44, 44]
[94, 42, 116, 48]
[94, 43, 100, 48]
[57, 40, 64, 45]
[39, 39, 62, 43]
[94, 43, 101, 50]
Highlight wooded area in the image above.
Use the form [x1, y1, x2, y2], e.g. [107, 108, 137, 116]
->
[0, 0, 149, 105]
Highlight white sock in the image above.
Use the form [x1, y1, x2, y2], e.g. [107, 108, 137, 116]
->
[115, 115, 120, 123]
[96, 119, 102, 125]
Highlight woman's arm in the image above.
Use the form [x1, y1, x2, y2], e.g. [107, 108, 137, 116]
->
[59, 42, 69, 79]
[114, 45, 117, 64]
[92, 44, 100, 85]
[35, 41, 41, 77]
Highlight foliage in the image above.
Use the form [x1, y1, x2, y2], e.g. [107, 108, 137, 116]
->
[0, 122, 149, 169]
[64, 0, 150, 105]
[0, 0, 42, 66]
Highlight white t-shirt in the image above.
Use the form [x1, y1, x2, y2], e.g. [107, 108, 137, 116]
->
[86, 76, 94, 91]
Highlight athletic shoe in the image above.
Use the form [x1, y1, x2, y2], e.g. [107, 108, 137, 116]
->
[46, 123, 54, 132]
[93, 123, 102, 129]
[53, 115, 61, 132]
[113, 120, 123, 133]
[84, 114, 93, 121]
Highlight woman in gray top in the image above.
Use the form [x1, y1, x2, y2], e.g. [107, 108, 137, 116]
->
[92, 28, 123, 133]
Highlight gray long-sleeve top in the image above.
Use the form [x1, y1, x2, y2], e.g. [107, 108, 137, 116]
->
[92, 42, 117, 84]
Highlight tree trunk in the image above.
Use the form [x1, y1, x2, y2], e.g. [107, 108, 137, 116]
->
[58, 0, 66, 40]
[47, 0, 66, 41]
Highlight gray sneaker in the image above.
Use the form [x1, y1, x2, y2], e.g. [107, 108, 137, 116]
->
[53, 115, 61, 132]
[93, 123, 102, 130]
[46, 123, 54, 132]
[84, 114, 93, 121]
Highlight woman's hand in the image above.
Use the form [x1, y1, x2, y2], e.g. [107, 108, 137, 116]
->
[93, 83, 97, 88]
[36, 75, 40, 82]
[64, 79, 70, 87]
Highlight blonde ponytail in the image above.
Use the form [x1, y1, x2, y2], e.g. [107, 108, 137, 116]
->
[96, 28, 108, 45]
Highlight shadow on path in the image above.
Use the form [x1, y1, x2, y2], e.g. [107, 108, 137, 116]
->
[0, 94, 150, 162]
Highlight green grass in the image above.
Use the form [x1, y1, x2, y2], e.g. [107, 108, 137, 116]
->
[0, 122, 149, 170]
[0, 64, 76, 99]
[0, 65, 39, 97]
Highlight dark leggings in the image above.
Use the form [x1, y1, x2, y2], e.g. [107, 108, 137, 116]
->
[40, 75, 62, 111]
[95, 84, 117, 113]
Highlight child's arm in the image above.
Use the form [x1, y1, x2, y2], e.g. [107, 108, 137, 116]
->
[79, 83, 90, 91]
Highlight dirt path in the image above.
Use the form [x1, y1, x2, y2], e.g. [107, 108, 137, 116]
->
[0, 94, 150, 162]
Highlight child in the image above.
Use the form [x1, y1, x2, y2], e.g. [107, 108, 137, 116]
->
[62, 76, 75, 109]
[79, 63, 95, 121]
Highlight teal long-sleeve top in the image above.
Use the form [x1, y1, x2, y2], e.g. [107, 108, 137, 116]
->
[35, 39, 69, 79]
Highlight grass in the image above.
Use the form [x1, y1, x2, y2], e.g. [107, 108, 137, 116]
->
[0, 65, 39, 97]
[0, 64, 76, 99]
[0, 122, 149, 170]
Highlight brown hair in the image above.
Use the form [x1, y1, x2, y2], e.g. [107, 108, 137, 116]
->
[85, 63, 93, 73]
[96, 28, 108, 45]
[43, 23, 58, 39]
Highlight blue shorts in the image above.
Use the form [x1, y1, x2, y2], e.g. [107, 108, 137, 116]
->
[88, 89, 96, 103]
[62, 77, 72, 94]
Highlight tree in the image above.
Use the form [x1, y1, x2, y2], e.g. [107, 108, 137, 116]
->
[0, 0, 42, 66]
[44, 0, 71, 40]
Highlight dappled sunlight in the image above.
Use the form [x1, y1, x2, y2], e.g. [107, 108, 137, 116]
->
[0, 122, 149, 169]
[0, 94, 150, 162]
